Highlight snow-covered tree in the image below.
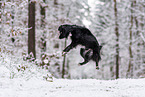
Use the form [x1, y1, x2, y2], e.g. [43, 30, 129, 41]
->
[92, 0, 145, 79]
[1, 0, 144, 80]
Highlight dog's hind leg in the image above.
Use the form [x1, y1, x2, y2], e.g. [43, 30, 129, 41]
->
[80, 48, 85, 58]
[79, 59, 90, 65]
[79, 48, 92, 65]
[96, 62, 99, 70]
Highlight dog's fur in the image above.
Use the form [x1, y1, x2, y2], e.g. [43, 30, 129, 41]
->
[58, 24, 102, 69]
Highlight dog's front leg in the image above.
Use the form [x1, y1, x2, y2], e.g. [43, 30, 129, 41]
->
[62, 42, 77, 56]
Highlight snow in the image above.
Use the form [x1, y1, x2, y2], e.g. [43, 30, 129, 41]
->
[0, 55, 145, 97]
[0, 77, 145, 97]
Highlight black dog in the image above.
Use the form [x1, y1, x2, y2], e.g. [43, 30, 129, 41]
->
[58, 24, 102, 69]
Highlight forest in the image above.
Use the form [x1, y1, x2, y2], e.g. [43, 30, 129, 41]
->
[0, 0, 145, 80]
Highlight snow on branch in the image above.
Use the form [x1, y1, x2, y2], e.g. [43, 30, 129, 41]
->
[140, 33, 145, 42]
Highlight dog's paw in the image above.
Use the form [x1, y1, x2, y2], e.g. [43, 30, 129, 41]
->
[96, 66, 99, 70]
[78, 63, 84, 66]
[78, 63, 81, 66]
[78, 63, 82, 66]
[62, 52, 67, 56]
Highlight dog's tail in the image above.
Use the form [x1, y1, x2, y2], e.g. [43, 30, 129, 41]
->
[92, 51, 101, 61]
[92, 50, 101, 69]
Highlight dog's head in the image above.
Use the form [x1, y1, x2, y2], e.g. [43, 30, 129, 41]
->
[58, 24, 73, 39]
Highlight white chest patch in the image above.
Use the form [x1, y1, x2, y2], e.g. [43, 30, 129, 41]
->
[69, 33, 72, 37]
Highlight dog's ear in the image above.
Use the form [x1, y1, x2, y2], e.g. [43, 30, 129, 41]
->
[58, 25, 73, 39]
[99, 45, 102, 50]
[63, 25, 74, 38]
[64, 25, 74, 33]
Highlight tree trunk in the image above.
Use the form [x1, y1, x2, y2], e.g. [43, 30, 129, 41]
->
[61, 4, 71, 78]
[11, 1, 15, 42]
[40, 0, 46, 53]
[28, 0, 36, 58]
[127, 1, 134, 78]
[54, 0, 58, 5]
[0, 0, 2, 34]
[110, 65, 115, 79]
[0, 0, 2, 52]
[137, 2, 145, 75]
[40, 0, 46, 28]
[62, 39, 67, 78]
[114, 0, 120, 79]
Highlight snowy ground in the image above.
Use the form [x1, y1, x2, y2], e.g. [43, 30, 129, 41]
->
[0, 78, 145, 97]
[0, 55, 145, 97]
